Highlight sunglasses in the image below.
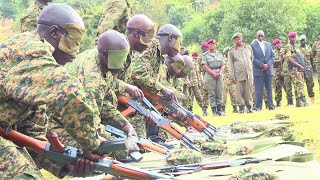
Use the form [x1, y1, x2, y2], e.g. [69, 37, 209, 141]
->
[258, 35, 264, 37]
[37, 21, 68, 36]
[157, 33, 178, 39]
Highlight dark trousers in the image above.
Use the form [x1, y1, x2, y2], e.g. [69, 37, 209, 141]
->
[254, 73, 274, 109]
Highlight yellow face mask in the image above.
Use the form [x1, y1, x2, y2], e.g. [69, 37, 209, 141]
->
[107, 48, 130, 69]
[173, 35, 183, 52]
[58, 23, 86, 57]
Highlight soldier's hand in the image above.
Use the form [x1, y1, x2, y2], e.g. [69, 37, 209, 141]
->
[125, 137, 140, 153]
[161, 87, 177, 102]
[232, 79, 237, 84]
[125, 84, 144, 99]
[300, 66, 306, 72]
[122, 122, 137, 137]
[176, 108, 187, 122]
[71, 158, 95, 177]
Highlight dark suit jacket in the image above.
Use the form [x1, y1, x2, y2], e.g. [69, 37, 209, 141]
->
[251, 41, 275, 76]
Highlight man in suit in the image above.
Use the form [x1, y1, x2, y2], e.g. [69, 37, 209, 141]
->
[251, 30, 275, 110]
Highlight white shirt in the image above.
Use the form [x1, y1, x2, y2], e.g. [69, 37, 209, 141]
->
[258, 41, 265, 56]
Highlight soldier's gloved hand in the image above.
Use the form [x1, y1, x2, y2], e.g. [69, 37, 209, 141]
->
[161, 87, 177, 103]
[122, 121, 137, 137]
[125, 84, 144, 99]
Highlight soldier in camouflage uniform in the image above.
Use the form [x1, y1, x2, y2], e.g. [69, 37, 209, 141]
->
[0, 4, 106, 179]
[285, 32, 309, 107]
[202, 39, 225, 116]
[20, 0, 53, 32]
[272, 38, 291, 107]
[311, 32, 320, 91]
[96, 0, 131, 36]
[199, 42, 209, 116]
[190, 52, 204, 111]
[222, 47, 238, 113]
[299, 35, 315, 103]
[47, 30, 142, 163]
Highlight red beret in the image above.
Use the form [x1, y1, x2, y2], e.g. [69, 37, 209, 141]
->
[207, 39, 216, 44]
[272, 38, 282, 46]
[192, 52, 199, 57]
[200, 42, 208, 47]
[288, 32, 297, 38]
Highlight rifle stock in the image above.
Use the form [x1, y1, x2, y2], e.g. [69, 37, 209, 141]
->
[105, 125, 169, 156]
[0, 127, 174, 179]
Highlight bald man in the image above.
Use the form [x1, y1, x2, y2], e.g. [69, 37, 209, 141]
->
[20, 0, 54, 32]
[0, 3, 107, 179]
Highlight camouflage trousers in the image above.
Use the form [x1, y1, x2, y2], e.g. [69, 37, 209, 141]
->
[189, 85, 203, 108]
[291, 69, 305, 98]
[304, 73, 315, 98]
[273, 72, 285, 102]
[283, 73, 293, 100]
[222, 76, 237, 106]
[202, 83, 209, 108]
[316, 61, 320, 89]
[0, 137, 44, 180]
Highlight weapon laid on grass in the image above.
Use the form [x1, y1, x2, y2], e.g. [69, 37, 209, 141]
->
[118, 95, 199, 151]
[0, 127, 175, 180]
[105, 125, 169, 156]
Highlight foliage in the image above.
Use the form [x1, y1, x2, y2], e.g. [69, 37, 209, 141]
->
[304, 4, 320, 45]
[0, 0, 17, 19]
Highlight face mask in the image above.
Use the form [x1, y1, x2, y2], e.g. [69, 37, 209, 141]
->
[58, 23, 86, 57]
[173, 35, 183, 52]
[107, 48, 130, 69]
[168, 54, 185, 74]
[139, 25, 157, 45]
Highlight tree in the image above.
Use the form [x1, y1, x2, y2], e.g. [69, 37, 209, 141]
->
[304, 3, 320, 44]
[0, 0, 17, 19]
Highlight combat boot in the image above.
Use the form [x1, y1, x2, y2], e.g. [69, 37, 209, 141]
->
[247, 105, 253, 113]
[217, 105, 225, 116]
[276, 101, 281, 107]
[287, 98, 294, 106]
[296, 98, 302, 107]
[239, 106, 244, 114]
[222, 105, 226, 115]
[202, 107, 208, 116]
[301, 96, 309, 106]
[211, 106, 217, 116]
[188, 106, 193, 112]
[232, 105, 238, 113]
[309, 96, 315, 104]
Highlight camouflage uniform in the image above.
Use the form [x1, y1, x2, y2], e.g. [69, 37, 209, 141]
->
[97, 0, 130, 36]
[20, 1, 44, 33]
[198, 54, 209, 109]
[284, 43, 306, 105]
[128, 39, 164, 138]
[222, 57, 237, 106]
[311, 42, 320, 89]
[273, 48, 287, 104]
[189, 58, 204, 109]
[0, 32, 101, 179]
[299, 46, 315, 98]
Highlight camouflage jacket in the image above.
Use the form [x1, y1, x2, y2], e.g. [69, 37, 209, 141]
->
[273, 48, 286, 75]
[129, 39, 165, 93]
[284, 43, 302, 72]
[20, 1, 44, 33]
[0, 32, 100, 150]
[299, 45, 312, 68]
[311, 42, 320, 64]
[97, 0, 130, 36]
[65, 48, 128, 128]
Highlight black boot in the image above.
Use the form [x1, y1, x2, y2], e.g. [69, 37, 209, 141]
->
[296, 98, 302, 107]
[222, 105, 226, 115]
[217, 105, 225, 116]
[202, 107, 208, 116]
[276, 101, 281, 107]
[232, 105, 238, 113]
[264, 100, 268, 109]
[301, 96, 309, 106]
[211, 106, 217, 116]
[239, 106, 244, 114]
[188, 106, 193, 112]
[287, 98, 294, 106]
[247, 105, 253, 113]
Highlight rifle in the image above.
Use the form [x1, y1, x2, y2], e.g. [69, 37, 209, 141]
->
[294, 53, 312, 78]
[149, 158, 272, 176]
[118, 95, 199, 151]
[142, 90, 216, 140]
[0, 127, 175, 180]
[105, 125, 169, 156]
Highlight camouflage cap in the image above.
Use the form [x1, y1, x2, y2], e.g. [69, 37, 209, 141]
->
[232, 32, 242, 39]
[268, 126, 289, 137]
[166, 149, 203, 165]
[252, 124, 267, 132]
[275, 113, 290, 120]
[201, 142, 228, 155]
[228, 166, 279, 180]
[231, 121, 250, 134]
